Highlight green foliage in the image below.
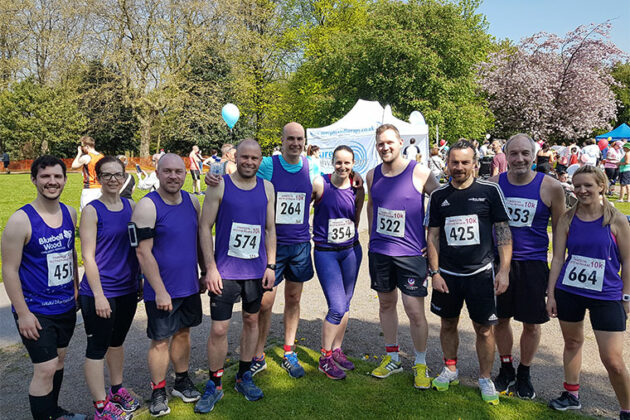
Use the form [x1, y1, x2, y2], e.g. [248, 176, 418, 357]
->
[612, 61, 630, 126]
[0, 78, 87, 158]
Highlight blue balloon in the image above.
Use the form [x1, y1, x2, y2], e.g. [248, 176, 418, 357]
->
[222, 103, 240, 129]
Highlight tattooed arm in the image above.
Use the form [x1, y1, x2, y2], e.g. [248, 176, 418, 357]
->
[494, 221, 512, 295]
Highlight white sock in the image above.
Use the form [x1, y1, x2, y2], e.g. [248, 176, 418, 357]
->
[386, 344, 400, 362]
[414, 350, 426, 365]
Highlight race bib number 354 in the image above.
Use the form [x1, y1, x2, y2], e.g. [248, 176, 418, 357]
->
[445, 214, 480, 246]
[47, 250, 73, 287]
[328, 218, 355, 244]
[376, 207, 405, 238]
[276, 192, 306, 225]
[506, 197, 537, 227]
[561, 255, 605, 292]
[228, 223, 262, 259]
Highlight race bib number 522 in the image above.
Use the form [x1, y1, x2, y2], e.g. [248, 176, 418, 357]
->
[228, 223, 261, 259]
[47, 250, 73, 287]
[445, 214, 480, 246]
[376, 207, 405, 238]
[276, 192, 306, 224]
[561, 255, 605, 292]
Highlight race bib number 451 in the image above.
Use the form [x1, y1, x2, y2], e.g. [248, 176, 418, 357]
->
[445, 214, 480, 246]
[561, 255, 605, 292]
[47, 250, 73, 287]
[228, 223, 261, 259]
[506, 197, 537, 227]
[276, 192, 306, 225]
[376, 207, 405, 238]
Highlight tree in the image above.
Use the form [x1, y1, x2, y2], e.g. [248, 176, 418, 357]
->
[478, 23, 624, 141]
[611, 61, 630, 127]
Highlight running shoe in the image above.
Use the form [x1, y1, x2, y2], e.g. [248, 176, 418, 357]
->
[332, 348, 355, 371]
[149, 388, 170, 417]
[431, 366, 459, 391]
[479, 377, 500, 405]
[54, 408, 87, 420]
[108, 387, 141, 412]
[515, 370, 536, 399]
[371, 355, 403, 378]
[494, 365, 516, 395]
[412, 363, 432, 389]
[194, 380, 224, 414]
[549, 391, 581, 411]
[94, 401, 132, 420]
[282, 352, 305, 378]
[172, 375, 201, 403]
[319, 355, 346, 380]
[234, 371, 264, 401]
[250, 353, 267, 376]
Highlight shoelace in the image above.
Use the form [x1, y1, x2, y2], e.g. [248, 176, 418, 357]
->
[285, 353, 299, 366]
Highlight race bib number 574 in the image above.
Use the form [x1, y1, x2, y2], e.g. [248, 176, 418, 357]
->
[228, 223, 261, 259]
[445, 214, 480, 246]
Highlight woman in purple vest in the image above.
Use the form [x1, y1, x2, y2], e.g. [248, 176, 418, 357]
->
[79, 156, 140, 420]
[312, 146, 364, 380]
[546, 165, 630, 418]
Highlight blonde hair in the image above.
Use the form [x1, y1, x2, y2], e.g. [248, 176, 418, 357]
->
[561, 165, 618, 229]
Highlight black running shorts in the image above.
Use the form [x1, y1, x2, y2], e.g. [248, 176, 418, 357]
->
[145, 293, 202, 340]
[210, 279, 263, 321]
[555, 288, 627, 332]
[13, 308, 76, 364]
[496, 260, 550, 324]
[368, 252, 428, 297]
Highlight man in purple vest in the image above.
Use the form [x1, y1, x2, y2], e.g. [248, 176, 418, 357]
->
[195, 139, 276, 412]
[489, 133, 565, 399]
[131, 153, 203, 417]
[366, 124, 440, 389]
[2, 155, 86, 419]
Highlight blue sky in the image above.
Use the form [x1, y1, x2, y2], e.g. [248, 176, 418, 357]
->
[476, 0, 630, 55]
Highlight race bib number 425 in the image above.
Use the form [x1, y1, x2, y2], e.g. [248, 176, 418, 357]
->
[228, 223, 261, 259]
[561, 255, 605, 292]
[47, 250, 73, 287]
[376, 207, 405, 238]
[506, 197, 537, 227]
[445, 214, 480, 246]
[276, 192, 306, 225]
[328, 218, 355, 244]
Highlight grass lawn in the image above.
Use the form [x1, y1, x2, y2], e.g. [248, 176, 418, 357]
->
[133, 346, 587, 420]
[0, 172, 206, 282]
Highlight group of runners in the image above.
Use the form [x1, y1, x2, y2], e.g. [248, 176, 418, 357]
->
[1, 123, 629, 420]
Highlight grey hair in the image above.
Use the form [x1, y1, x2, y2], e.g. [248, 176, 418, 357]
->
[505, 133, 536, 155]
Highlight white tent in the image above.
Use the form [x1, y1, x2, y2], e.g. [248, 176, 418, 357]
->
[306, 99, 429, 178]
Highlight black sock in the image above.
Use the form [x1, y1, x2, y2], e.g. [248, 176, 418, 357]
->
[237, 360, 251, 378]
[209, 369, 223, 388]
[517, 363, 530, 375]
[52, 368, 64, 407]
[29, 392, 57, 420]
[175, 371, 189, 382]
[110, 383, 122, 394]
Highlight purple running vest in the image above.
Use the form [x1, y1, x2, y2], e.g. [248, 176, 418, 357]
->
[313, 175, 358, 248]
[215, 176, 268, 280]
[556, 216, 622, 300]
[144, 191, 199, 301]
[79, 199, 139, 298]
[17, 203, 76, 315]
[369, 160, 426, 256]
[270, 155, 312, 245]
[498, 172, 550, 261]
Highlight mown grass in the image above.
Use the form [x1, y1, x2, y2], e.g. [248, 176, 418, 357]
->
[133, 346, 589, 420]
[0, 172, 207, 281]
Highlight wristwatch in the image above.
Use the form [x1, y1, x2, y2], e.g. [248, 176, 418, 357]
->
[622, 294, 630, 302]
[267, 264, 277, 271]
[428, 268, 440, 276]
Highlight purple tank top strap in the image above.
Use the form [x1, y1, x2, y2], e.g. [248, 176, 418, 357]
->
[313, 175, 358, 248]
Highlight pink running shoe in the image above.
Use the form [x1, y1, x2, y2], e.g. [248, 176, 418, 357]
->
[319, 355, 346, 380]
[108, 387, 140, 412]
[94, 401, 131, 420]
[332, 348, 355, 371]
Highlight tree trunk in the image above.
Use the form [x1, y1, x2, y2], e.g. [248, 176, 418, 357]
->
[140, 117, 151, 157]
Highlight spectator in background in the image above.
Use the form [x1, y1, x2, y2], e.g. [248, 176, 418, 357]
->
[72, 135, 104, 210]
[189, 145, 203, 195]
[116, 155, 135, 200]
[568, 147, 580, 166]
[217, 144, 236, 175]
[491, 140, 507, 176]
[272, 146, 281, 156]
[604, 141, 622, 196]
[307, 145, 322, 176]
[138, 156, 160, 191]
[618, 142, 630, 203]
[581, 138, 601, 167]
[536, 143, 554, 174]
[428, 147, 445, 182]
[403, 138, 421, 162]
[2, 150, 9, 173]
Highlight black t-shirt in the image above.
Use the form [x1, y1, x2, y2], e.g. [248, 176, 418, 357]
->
[427, 179, 509, 275]
[120, 173, 135, 200]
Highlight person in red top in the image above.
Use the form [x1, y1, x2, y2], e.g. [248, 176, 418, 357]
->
[491, 140, 507, 176]
[72, 136, 104, 210]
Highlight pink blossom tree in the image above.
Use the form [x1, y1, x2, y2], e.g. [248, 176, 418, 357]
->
[478, 23, 625, 141]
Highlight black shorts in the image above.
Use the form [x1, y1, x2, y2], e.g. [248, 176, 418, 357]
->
[605, 168, 619, 184]
[555, 288, 627, 332]
[430, 269, 498, 325]
[620, 171, 630, 186]
[80, 293, 137, 359]
[368, 252, 428, 297]
[496, 260, 549, 324]
[13, 309, 76, 364]
[190, 169, 200, 180]
[210, 279, 263, 321]
[145, 293, 202, 340]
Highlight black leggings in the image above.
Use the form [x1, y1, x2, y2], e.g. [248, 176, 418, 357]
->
[80, 293, 137, 359]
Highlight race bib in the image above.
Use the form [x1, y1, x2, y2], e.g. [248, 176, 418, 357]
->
[445, 214, 480, 246]
[47, 250, 73, 287]
[505, 197, 537, 228]
[228, 223, 261, 259]
[561, 255, 605, 292]
[276, 192, 306, 224]
[328, 218, 355, 244]
[376, 207, 405, 238]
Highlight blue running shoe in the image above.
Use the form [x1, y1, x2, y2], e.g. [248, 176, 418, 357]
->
[194, 380, 224, 414]
[234, 371, 264, 401]
[250, 353, 267, 376]
[282, 352, 305, 378]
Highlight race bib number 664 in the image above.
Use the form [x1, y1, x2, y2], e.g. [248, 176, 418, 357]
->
[561, 255, 605, 292]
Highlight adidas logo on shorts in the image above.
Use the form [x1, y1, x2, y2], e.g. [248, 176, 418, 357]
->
[488, 314, 498, 322]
